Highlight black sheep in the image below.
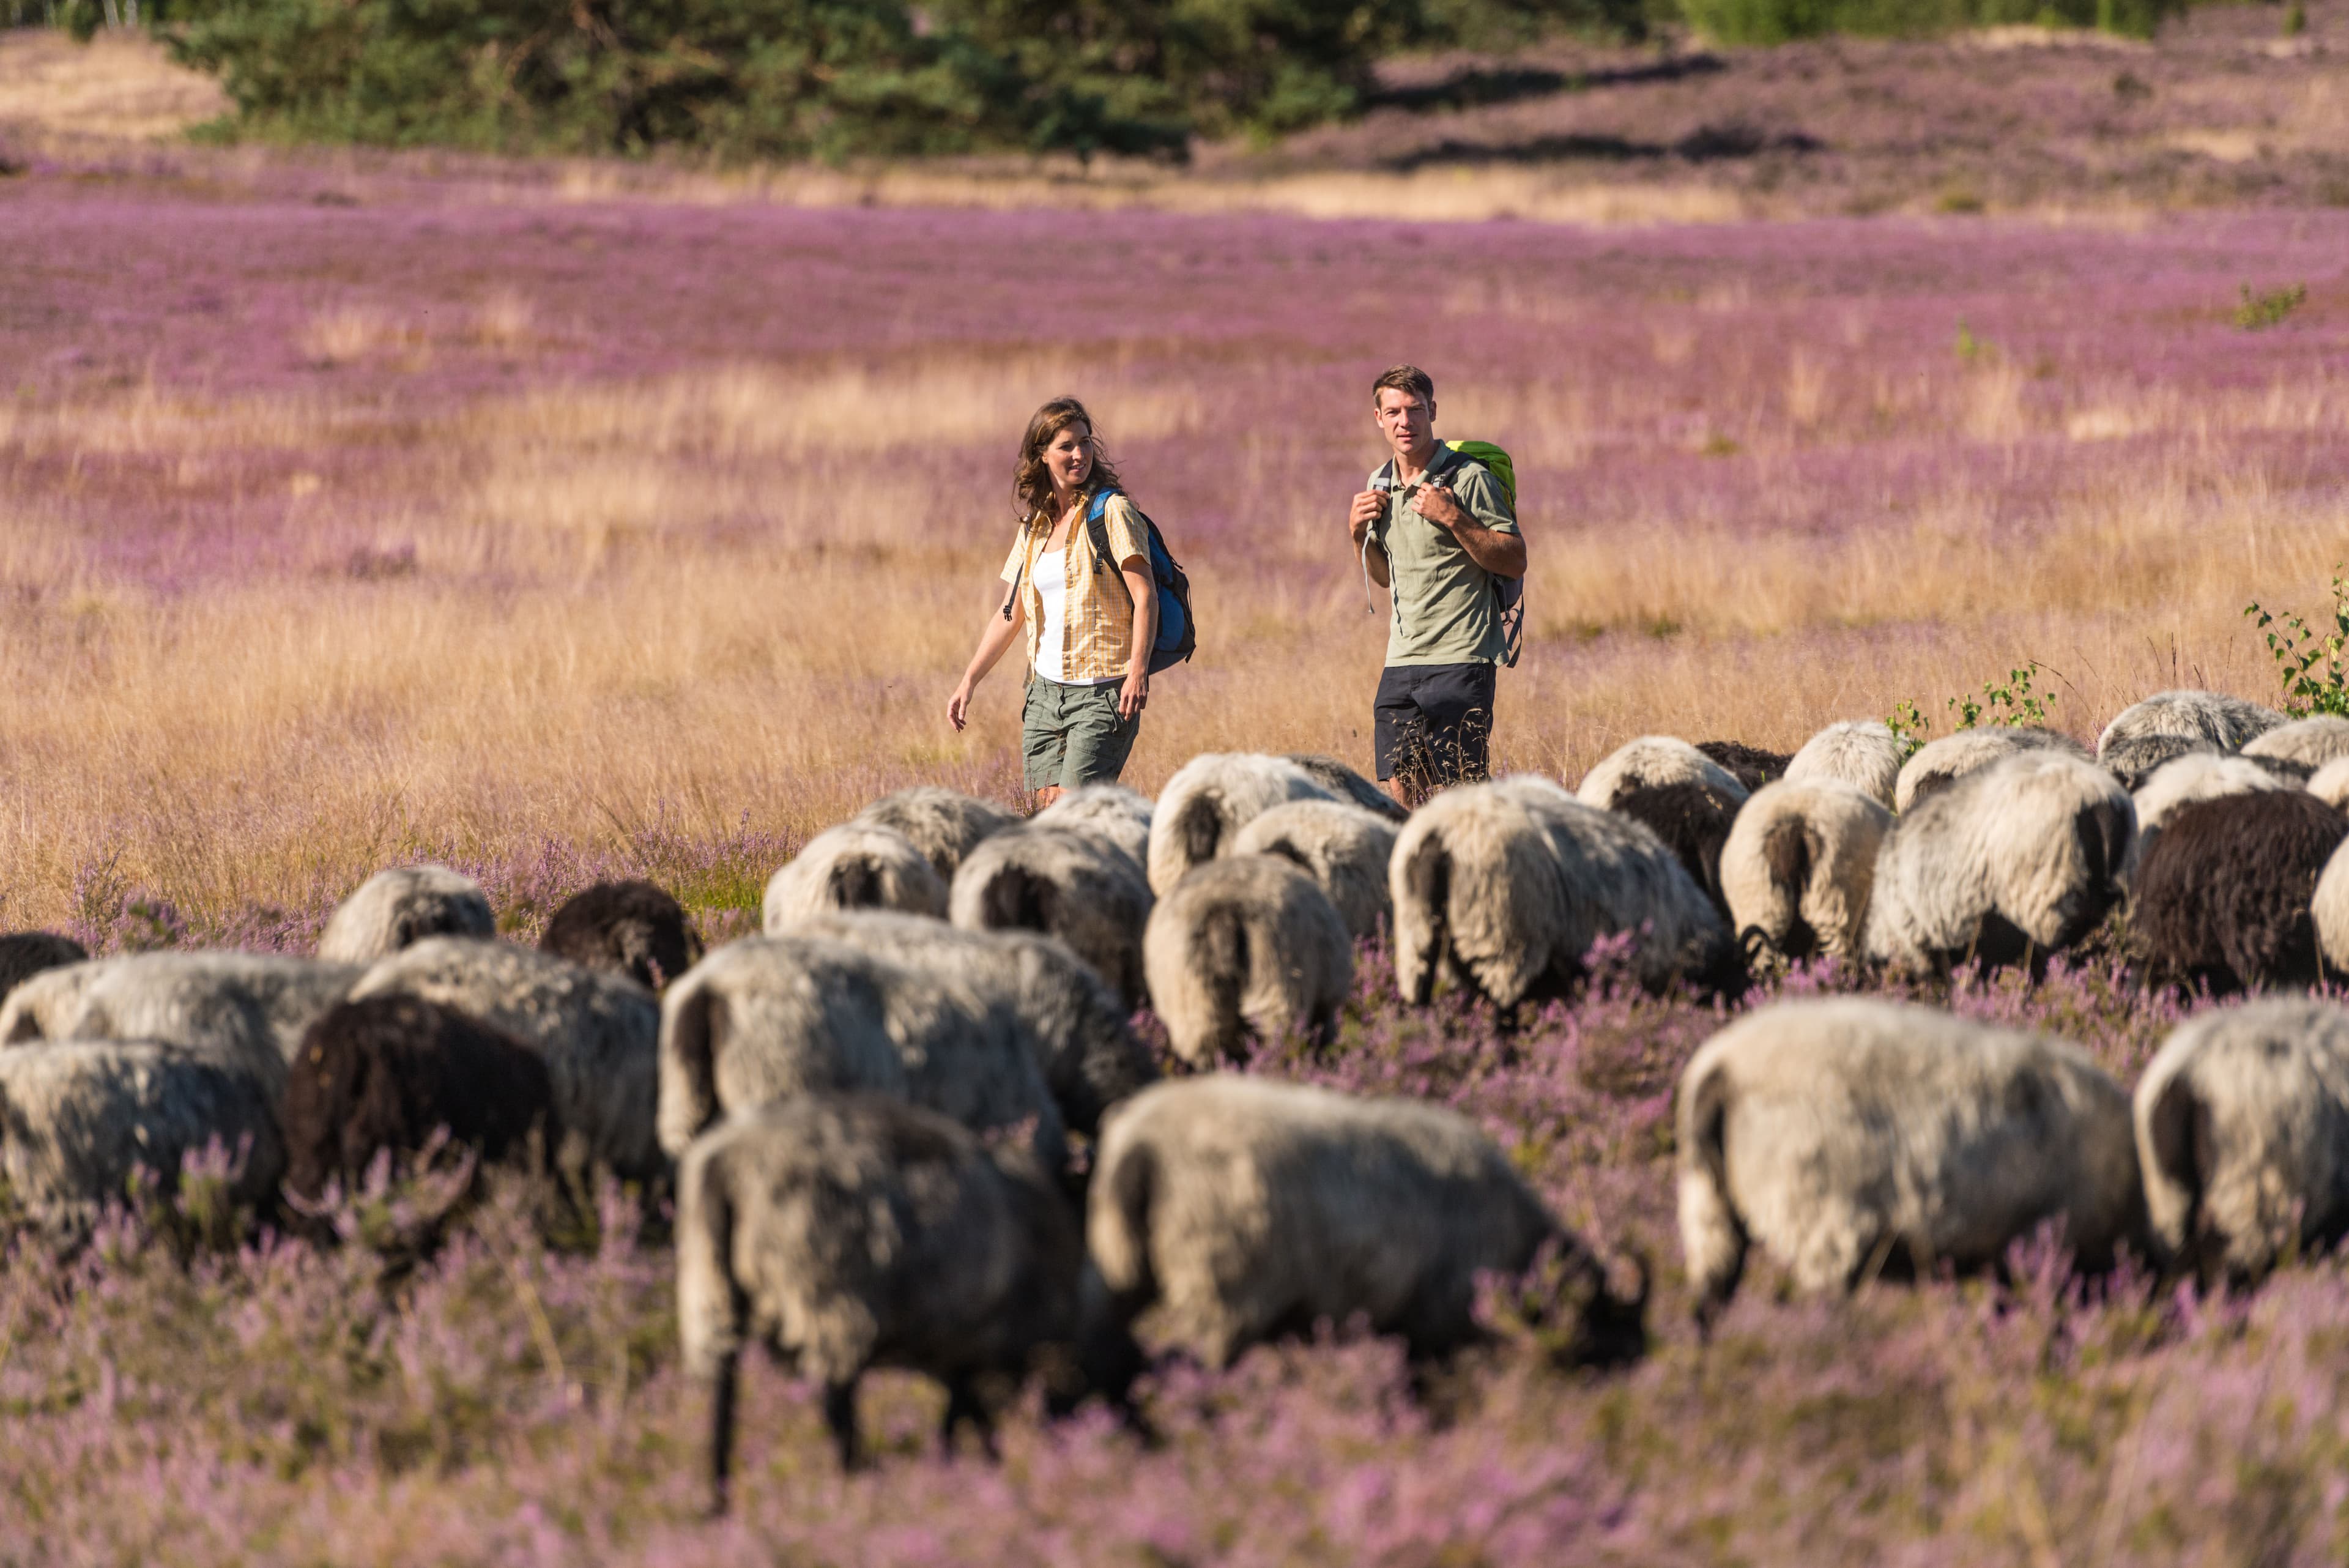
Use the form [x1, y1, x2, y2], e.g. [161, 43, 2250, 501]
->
[2132, 789, 2349, 992]
[0, 931, 88, 1003]
[1694, 741, 1791, 795]
[282, 994, 558, 1200]
[1611, 779, 1743, 920]
[539, 879, 702, 992]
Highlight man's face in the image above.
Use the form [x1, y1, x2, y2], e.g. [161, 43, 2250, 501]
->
[1375, 388, 1435, 462]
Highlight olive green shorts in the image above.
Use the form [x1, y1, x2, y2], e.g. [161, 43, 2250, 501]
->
[1022, 678, 1140, 792]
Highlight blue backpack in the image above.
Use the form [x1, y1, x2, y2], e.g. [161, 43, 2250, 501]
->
[1084, 490, 1197, 675]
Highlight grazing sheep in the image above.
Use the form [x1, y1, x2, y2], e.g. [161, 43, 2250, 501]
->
[1229, 799, 1401, 941]
[2125, 752, 2295, 881]
[949, 823, 1155, 1010]
[2309, 757, 2349, 813]
[349, 937, 664, 1181]
[0, 960, 113, 1046]
[2314, 836, 2349, 976]
[1694, 741, 1792, 796]
[539, 880, 702, 992]
[0, 1041, 286, 1240]
[1143, 856, 1354, 1066]
[680, 1094, 1113, 1499]
[315, 866, 496, 964]
[2101, 733, 2217, 793]
[1575, 736, 1747, 812]
[2132, 790, 2348, 992]
[1606, 780, 1742, 919]
[1864, 751, 2134, 975]
[1675, 999, 2143, 1321]
[1034, 784, 1153, 869]
[1781, 721, 1902, 809]
[655, 935, 1067, 1171]
[0, 932, 87, 1005]
[761, 823, 949, 929]
[852, 787, 1020, 883]
[793, 911, 1157, 1136]
[2243, 716, 2349, 771]
[1089, 1074, 1646, 1370]
[1283, 754, 1409, 822]
[1893, 726, 2087, 814]
[1718, 780, 1893, 964]
[2135, 998, 2349, 1286]
[2098, 689, 2287, 764]
[281, 994, 558, 1201]
[1391, 776, 1735, 1008]
[1146, 752, 1337, 896]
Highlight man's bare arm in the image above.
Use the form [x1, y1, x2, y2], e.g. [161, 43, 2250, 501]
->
[1413, 483, 1526, 578]
[1348, 489, 1391, 587]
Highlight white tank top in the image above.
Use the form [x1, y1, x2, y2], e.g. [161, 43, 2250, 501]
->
[1031, 540, 1121, 687]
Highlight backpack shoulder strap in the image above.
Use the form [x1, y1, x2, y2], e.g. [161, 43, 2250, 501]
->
[1085, 489, 1121, 571]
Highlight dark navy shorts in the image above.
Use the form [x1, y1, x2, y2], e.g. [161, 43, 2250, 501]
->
[1373, 661, 1496, 787]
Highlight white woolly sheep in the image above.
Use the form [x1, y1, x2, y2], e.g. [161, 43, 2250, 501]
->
[1575, 736, 1747, 812]
[1893, 726, 2087, 814]
[1282, 754, 1409, 822]
[1781, 720, 1903, 810]
[761, 823, 949, 929]
[1228, 798, 1400, 942]
[680, 1094, 1118, 1500]
[1676, 998, 2143, 1321]
[1718, 780, 1893, 965]
[1142, 855, 1353, 1066]
[851, 787, 1021, 882]
[1089, 1074, 1645, 1369]
[0, 1041, 286, 1241]
[1864, 751, 2134, 974]
[2309, 757, 2349, 813]
[2314, 834, 2349, 978]
[2098, 689, 2287, 762]
[1034, 782, 1154, 869]
[349, 937, 664, 1181]
[948, 823, 1155, 1010]
[2135, 998, 2349, 1285]
[2125, 751, 2295, 882]
[1145, 752, 1338, 896]
[2243, 716, 2349, 771]
[791, 910, 1157, 1135]
[655, 935, 1067, 1172]
[0, 959, 117, 1047]
[1390, 776, 1735, 1008]
[315, 865, 495, 964]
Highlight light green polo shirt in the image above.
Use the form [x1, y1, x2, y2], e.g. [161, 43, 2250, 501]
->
[1368, 443, 1520, 667]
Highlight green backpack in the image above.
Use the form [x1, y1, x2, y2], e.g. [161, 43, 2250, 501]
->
[1366, 440, 1525, 667]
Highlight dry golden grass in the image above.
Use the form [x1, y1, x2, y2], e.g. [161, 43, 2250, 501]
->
[0, 26, 223, 138]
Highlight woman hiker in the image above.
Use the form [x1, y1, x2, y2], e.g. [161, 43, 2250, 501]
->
[946, 396, 1158, 811]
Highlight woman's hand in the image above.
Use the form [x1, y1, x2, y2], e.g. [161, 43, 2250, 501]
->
[947, 680, 976, 732]
[1118, 669, 1149, 721]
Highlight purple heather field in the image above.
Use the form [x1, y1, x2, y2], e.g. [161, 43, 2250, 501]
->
[6, 127, 2349, 1566]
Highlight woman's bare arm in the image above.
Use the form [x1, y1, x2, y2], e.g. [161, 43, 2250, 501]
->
[1118, 559, 1157, 721]
[947, 588, 1025, 732]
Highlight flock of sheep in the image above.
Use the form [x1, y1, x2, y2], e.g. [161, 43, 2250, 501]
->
[10, 686, 2349, 1509]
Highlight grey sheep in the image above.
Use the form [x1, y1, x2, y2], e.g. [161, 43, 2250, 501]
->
[792, 910, 1157, 1135]
[1146, 752, 1338, 896]
[1034, 783, 1153, 870]
[1781, 720, 1903, 811]
[1718, 779, 1892, 964]
[2098, 689, 2287, 763]
[1575, 735, 1747, 812]
[2314, 834, 2349, 976]
[2101, 732, 2218, 792]
[349, 937, 664, 1181]
[2125, 751, 2294, 882]
[1893, 726, 2087, 814]
[1229, 798, 1400, 942]
[655, 935, 1067, 1172]
[1282, 754, 1408, 822]
[852, 786, 1020, 883]
[1676, 999, 2143, 1322]
[949, 823, 1155, 1010]
[0, 959, 116, 1047]
[679, 1094, 1120, 1501]
[1089, 1074, 1646, 1369]
[2243, 716, 2349, 771]
[0, 1040, 286, 1241]
[1391, 776, 1734, 1008]
[1863, 751, 2134, 975]
[1141, 855, 1353, 1067]
[761, 823, 949, 928]
[2135, 998, 2349, 1285]
[315, 865, 496, 964]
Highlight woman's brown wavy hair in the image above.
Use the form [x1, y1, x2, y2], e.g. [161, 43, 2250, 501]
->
[1014, 396, 1124, 524]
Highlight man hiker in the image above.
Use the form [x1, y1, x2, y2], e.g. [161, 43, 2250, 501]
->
[1346, 364, 1527, 808]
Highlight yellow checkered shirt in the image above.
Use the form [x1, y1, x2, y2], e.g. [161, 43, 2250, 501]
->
[999, 494, 1152, 684]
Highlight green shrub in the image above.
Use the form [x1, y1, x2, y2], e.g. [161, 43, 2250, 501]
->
[1677, 0, 2180, 44]
[2245, 571, 2349, 719]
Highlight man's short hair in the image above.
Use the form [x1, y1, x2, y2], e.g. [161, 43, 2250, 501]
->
[1372, 364, 1435, 409]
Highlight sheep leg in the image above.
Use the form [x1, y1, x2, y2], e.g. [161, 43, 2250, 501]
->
[938, 1375, 998, 1461]
[705, 1351, 740, 1517]
[822, 1378, 865, 1472]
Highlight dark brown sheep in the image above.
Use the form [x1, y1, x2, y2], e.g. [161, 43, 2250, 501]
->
[1609, 779, 1743, 920]
[2132, 789, 2349, 992]
[281, 994, 558, 1200]
[0, 931, 88, 1004]
[539, 879, 702, 992]
[1694, 741, 1791, 795]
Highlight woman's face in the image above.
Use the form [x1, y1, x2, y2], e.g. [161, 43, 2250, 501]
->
[1042, 422, 1094, 495]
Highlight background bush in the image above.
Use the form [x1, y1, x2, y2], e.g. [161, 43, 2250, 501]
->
[1675, 0, 2183, 45]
